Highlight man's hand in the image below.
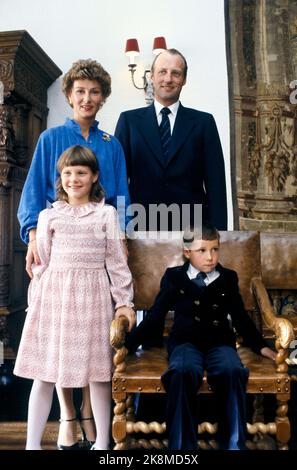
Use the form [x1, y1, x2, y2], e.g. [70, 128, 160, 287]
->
[26, 229, 40, 279]
[260, 347, 276, 361]
[115, 306, 136, 332]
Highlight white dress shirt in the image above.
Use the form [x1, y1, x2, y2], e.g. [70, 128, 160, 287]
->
[154, 100, 180, 134]
[187, 263, 220, 286]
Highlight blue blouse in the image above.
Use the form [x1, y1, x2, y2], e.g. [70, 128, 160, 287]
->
[18, 118, 131, 243]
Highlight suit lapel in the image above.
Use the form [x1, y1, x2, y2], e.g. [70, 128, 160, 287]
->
[134, 104, 197, 168]
[205, 268, 227, 294]
[135, 104, 165, 168]
[172, 262, 228, 298]
[171, 262, 201, 298]
[166, 104, 196, 165]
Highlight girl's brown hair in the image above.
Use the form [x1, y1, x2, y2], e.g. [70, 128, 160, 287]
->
[56, 145, 105, 203]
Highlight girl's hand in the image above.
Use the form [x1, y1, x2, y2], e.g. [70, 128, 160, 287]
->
[115, 307, 136, 332]
[260, 347, 276, 361]
[26, 231, 41, 279]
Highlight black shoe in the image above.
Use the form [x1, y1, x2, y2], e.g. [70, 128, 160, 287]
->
[57, 417, 79, 450]
[79, 417, 95, 449]
[57, 442, 80, 450]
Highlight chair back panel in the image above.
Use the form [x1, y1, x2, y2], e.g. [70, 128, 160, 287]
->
[219, 231, 260, 310]
[261, 232, 297, 289]
[128, 234, 184, 310]
[128, 231, 260, 311]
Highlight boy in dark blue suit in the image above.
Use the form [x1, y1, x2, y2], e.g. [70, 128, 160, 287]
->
[126, 223, 275, 450]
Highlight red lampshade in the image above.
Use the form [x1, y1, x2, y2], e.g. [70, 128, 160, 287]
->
[152, 36, 167, 55]
[125, 38, 140, 55]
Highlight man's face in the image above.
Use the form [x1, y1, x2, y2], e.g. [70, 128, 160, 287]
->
[151, 51, 186, 106]
[183, 239, 220, 273]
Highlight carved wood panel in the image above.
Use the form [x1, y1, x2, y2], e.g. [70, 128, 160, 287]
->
[226, 0, 297, 231]
[0, 30, 61, 362]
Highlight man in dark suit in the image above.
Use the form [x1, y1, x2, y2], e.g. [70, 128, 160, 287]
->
[126, 223, 276, 450]
[115, 48, 228, 231]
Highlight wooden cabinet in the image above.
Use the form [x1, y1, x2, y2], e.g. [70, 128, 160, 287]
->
[0, 30, 62, 362]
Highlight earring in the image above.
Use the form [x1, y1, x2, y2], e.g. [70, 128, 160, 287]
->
[69, 99, 73, 106]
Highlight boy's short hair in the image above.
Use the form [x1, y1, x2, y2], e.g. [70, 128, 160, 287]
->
[183, 222, 220, 248]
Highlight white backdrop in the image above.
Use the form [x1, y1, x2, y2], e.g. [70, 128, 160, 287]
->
[0, 0, 232, 226]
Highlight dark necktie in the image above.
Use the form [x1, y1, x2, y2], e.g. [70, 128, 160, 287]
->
[192, 271, 207, 289]
[159, 107, 171, 162]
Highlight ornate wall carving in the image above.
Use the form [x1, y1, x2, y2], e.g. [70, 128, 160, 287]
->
[226, 0, 297, 231]
[0, 30, 61, 362]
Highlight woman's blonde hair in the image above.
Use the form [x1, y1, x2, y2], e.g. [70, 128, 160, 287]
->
[56, 145, 105, 203]
[62, 59, 111, 104]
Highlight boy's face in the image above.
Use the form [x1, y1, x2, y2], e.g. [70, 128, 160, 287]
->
[183, 238, 220, 273]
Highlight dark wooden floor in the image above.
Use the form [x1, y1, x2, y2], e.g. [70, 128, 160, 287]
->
[0, 369, 83, 450]
[0, 421, 93, 450]
[0, 421, 58, 450]
[1, 375, 297, 450]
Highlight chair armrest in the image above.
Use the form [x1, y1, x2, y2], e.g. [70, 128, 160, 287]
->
[252, 278, 294, 372]
[110, 316, 129, 349]
[110, 315, 129, 373]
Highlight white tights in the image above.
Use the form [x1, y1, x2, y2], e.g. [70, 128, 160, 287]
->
[89, 381, 111, 450]
[26, 379, 55, 450]
[26, 379, 111, 450]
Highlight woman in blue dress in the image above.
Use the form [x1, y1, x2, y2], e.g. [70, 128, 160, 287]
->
[18, 59, 131, 449]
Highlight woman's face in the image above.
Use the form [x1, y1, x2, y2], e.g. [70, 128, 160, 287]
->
[68, 79, 104, 122]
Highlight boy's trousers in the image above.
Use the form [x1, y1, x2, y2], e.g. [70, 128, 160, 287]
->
[161, 342, 249, 450]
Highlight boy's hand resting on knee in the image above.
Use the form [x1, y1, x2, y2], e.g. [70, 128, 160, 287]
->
[260, 347, 276, 361]
[115, 306, 136, 331]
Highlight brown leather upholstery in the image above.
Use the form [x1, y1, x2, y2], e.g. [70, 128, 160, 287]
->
[129, 231, 261, 311]
[260, 232, 297, 349]
[219, 231, 261, 310]
[111, 231, 294, 450]
[115, 346, 289, 395]
[128, 234, 184, 310]
[261, 232, 297, 290]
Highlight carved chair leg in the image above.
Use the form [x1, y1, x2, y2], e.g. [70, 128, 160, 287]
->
[112, 392, 129, 450]
[276, 395, 290, 450]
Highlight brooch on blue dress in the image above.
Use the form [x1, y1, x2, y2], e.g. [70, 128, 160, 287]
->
[102, 132, 111, 142]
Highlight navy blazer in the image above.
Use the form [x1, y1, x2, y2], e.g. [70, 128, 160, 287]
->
[115, 104, 227, 230]
[126, 262, 267, 357]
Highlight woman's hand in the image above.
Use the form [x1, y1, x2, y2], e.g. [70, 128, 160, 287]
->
[26, 229, 41, 279]
[115, 306, 136, 332]
[260, 347, 276, 361]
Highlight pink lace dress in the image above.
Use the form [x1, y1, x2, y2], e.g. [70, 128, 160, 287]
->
[14, 200, 133, 387]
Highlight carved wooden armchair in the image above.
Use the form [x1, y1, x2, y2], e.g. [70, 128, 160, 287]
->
[260, 232, 297, 378]
[260, 232, 297, 336]
[110, 231, 294, 450]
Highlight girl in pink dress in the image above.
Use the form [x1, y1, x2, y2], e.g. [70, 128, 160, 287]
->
[14, 145, 135, 450]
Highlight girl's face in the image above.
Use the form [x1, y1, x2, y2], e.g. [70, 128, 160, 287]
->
[68, 79, 104, 122]
[61, 165, 98, 205]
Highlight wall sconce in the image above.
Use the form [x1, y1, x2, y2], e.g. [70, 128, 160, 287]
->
[125, 36, 167, 104]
